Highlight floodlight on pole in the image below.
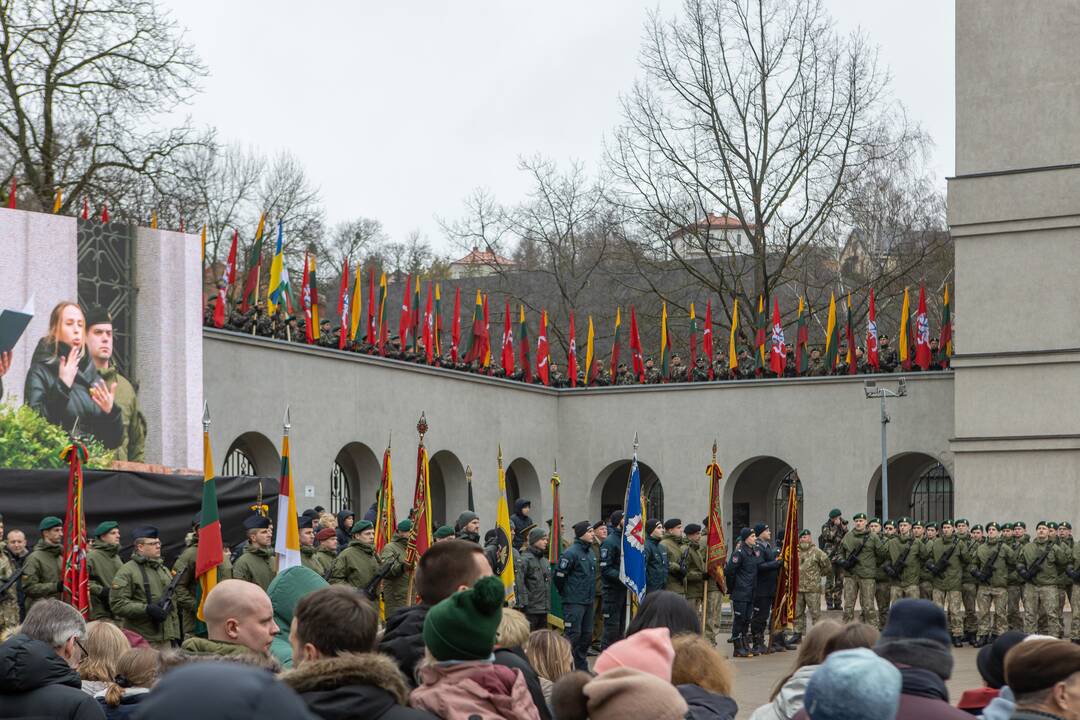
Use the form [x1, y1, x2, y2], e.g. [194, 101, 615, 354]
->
[863, 379, 908, 520]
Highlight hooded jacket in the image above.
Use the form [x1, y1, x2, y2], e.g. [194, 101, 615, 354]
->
[335, 510, 356, 550]
[873, 637, 971, 720]
[86, 540, 122, 620]
[268, 566, 330, 669]
[0, 633, 106, 719]
[378, 604, 428, 688]
[22, 539, 63, 610]
[409, 660, 542, 720]
[23, 337, 123, 449]
[679, 684, 738, 720]
[282, 652, 438, 720]
[749, 663, 817, 720]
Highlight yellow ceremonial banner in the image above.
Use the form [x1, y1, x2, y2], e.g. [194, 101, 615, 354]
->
[495, 447, 516, 603]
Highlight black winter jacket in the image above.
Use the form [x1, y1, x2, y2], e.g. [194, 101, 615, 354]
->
[678, 684, 739, 720]
[281, 652, 438, 720]
[377, 604, 427, 688]
[754, 540, 783, 598]
[23, 338, 123, 449]
[554, 538, 596, 605]
[645, 536, 669, 593]
[0, 633, 106, 719]
[599, 528, 623, 595]
[725, 542, 762, 602]
[521, 546, 550, 615]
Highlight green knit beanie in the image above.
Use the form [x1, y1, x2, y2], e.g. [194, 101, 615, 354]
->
[423, 575, 504, 661]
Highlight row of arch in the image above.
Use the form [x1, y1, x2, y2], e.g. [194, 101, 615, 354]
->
[221, 432, 952, 530]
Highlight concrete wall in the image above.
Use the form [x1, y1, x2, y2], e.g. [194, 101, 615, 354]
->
[949, 0, 1080, 523]
[204, 330, 957, 534]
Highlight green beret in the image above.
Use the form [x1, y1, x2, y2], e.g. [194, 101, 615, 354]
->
[971, 524, 983, 532]
[883, 520, 896, 529]
[433, 525, 455, 539]
[92, 521, 118, 538]
[912, 520, 923, 528]
[869, 517, 881, 525]
[852, 512, 867, 520]
[955, 518, 969, 526]
[351, 519, 374, 534]
[829, 508, 842, 519]
[38, 516, 63, 531]
[897, 517, 912, 525]
[1001, 522, 1012, 530]
[1014, 521, 1026, 529]
[1047, 521, 1058, 530]
[926, 522, 938, 530]
[986, 522, 1000, 531]
[397, 519, 413, 533]
[941, 519, 954, 527]
[799, 529, 812, 538]
[1061, 522, 1072, 530]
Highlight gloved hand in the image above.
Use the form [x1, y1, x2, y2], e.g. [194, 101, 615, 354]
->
[145, 603, 167, 623]
[100, 586, 110, 608]
[57, 581, 65, 593]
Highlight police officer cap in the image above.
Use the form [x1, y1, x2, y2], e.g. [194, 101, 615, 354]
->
[573, 521, 592, 538]
[852, 513, 867, 521]
[351, 520, 374, 534]
[244, 514, 271, 531]
[739, 527, 753, 541]
[38, 516, 63, 531]
[84, 304, 112, 328]
[799, 529, 812, 538]
[663, 518, 682, 531]
[897, 517, 912, 525]
[753, 523, 768, 535]
[92, 521, 119, 537]
[298, 515, 315, 530]
[609, 510, 624, 526]
[132, 525, 159, 541]
[971, 524, 984, 532]
[1062, 522, 1073, 530]
[829, 508, 842, 519]
[986, 522, 1000, 531]
[684, 523, 702, 536]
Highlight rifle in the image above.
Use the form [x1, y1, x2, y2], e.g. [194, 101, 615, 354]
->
[1017, 543, 1055, 583]
[883, 540, 914, 579]
[834, 535, 868, 571]
[925, 540, 959, 578]
[0, 565, 27, 596]
[363, 560, 397, 601]
[971, 543, 1004, 584]
[158, 570, 185, 615]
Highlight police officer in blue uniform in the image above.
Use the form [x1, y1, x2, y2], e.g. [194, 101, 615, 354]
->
[598, 511, 626, 650]
[726, 526, 763, 658]
[555, 520, 597, 671]
[645, 519, 669, 594]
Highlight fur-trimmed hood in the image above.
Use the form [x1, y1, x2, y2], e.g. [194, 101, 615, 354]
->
[283, 652, 409, 704]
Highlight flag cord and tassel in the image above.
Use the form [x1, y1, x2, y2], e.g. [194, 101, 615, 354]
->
[61, 420, 90, 618]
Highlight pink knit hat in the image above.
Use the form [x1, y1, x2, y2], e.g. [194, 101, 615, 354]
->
[594, 627, 675, 681]
[585, 667, 688, 720]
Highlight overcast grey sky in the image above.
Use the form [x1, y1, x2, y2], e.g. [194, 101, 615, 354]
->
[161, 1, 954, 255]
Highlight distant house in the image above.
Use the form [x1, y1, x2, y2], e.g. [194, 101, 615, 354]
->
[449, 247, 515, 278]
[666, 212, 755, 258]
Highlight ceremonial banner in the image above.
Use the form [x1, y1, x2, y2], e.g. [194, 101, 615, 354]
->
[434, 283, 443, 358]
[404, 422, 433, 571]
[399, 274, 412, 351]
[240, 214, 266, 312]
[61, 443, 90, 617]
[659, 302, 670, 380]
[196, 422, 223, 622]
[214, 230, 237, 329]
[705, 456, 727, 593]
[274, 423, 301, 571]
[620, 454, 647, 602]
[501, 300, 514, 374]
[769, 298, 786, 377]
[939, 284, 952, 367]
[755, 295, 767, 375]
[301, 254, 314, 344]
[337, 259, 350, 350]
[610, 307, 622, 380]
[728, 299, 739, 374]
[451, 287, 461, 363]
[366, 268, 376, 345]
[703, 301, 713, 379]
[866, 289, 880, 370]
[349, 262, 363, 342]
[424, 284, 435, 365]
[494, 448, 516, 603]
[268, 221, 292, 314]
[378, 272, 388, 355]
[464, 290, 484, 363]
[412, 276, 421, 352]
[548, 470, 564, 628]
[914, 286, 932, 370]
[795, 297, 809, 374]
[771, 480, 800, 635]
[899, 287, 911, 370]
[629, 306, 644, 382]
[845, 294, 856, 374]
[537, 310, 550, 386]
[373, 445, 396, 555]
[309, 255, 320, 340]
[567, 312, 578, 387]
[824, 293, 838, 370]
[688, 303, 698, 380]
[518, 305, 532, 383]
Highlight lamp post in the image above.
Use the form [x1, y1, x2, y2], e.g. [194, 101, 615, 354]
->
[864, 378, 907, 520]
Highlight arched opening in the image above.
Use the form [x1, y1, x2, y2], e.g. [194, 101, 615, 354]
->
[590, 460, 663, 527]
[223, 432, 279, 478]
[333, 442, 380, 517]
[429, 450, 467, 529]
[869, 453, 953, 522]
[506, 458, 543, 523]
[725, 456, 798, 536]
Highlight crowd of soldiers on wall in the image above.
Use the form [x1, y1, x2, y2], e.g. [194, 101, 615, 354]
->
[205, 301, 952, 386]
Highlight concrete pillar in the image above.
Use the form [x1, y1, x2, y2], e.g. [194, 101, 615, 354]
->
[948, 0, 1080, 524]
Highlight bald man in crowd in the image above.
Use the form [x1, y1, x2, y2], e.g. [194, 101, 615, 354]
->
[178, 579, 278, 658]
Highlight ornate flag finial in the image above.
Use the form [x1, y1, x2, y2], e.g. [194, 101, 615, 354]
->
[712, 439, 717, 461]
[633, 431, 639, 454]
[465, 465, 473, 484]
[417, 412, 428, 443]
[202, 401, 211, 432]
[283, 406, 291, 435]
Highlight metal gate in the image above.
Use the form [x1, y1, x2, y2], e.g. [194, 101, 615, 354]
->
[77, 219, 137, 381]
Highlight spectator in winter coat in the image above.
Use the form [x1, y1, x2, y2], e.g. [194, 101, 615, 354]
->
[524, 630, 573, 711]
[1004, 638, 1080, 720]
[281, 586, 437, 720]
[267, 566, 329, 669]
[511, 499, 534, 548]
[956, 630, 1027, 715]
[583, 667, 688, 720]
[670, 633, 738, 720]
[754, 620, 842, 720]
[97, 648, 158, 719]
[802, 648, 902, 720]
[334, 510, 355, 550]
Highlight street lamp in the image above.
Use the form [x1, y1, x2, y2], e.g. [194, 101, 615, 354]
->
[864, 378, 907, 520]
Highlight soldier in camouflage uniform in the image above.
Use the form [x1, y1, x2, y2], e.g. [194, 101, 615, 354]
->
[330, 520, 382, 592]
[955, 519, 979, 644]
[1008, 521, 1030, 630]
[927, 519, 970, 646]
[838, 513, 879, 625]
[1068, 534, 1080, 642]
[1057, 522, 1074, 621]
[658, 519, 688, 598]
[232, 514, 276, 591]
[683, 524, 707, 621]
[819, 508, 847, 610]
[1019, 520, 1069, 637]
[22, 516, 64, 612]
[378, 520, 411, 620]
[795, 529, 830, 640]
[298, 516, 325, 576]
[973, 522, 1014, 646]
[920, 523, 939, 600]
[86, 521, 123, 621]
[871, 519, 894, 628]
[172, 513, 233, 639]
[886, 517, 921, 604]
[0, 541, 18, 635]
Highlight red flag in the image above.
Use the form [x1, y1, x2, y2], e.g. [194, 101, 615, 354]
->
[424, 282, 434, 364]
[301, 255, 314, 344]
[768, 299, 786, 376]
[451, 287, 461, 363]
[398, 274, 412, 351]
[703, 300, 714, 379]
[412, 277, 421, 351]
[705, 459, 727, 593]
[366, 269, 376, 345]
[629, 306, 645, 382]
[567, 312, 578, 387]
[866, 289, 880, 370]
[501, 300, 514, 374]
[61, 443, 90, 618]
[214, 230, 238, 329]
[537, 310, 550, 386]
[81, 198, 89, 220]
[845, 295, 857, 375]
[337, 258, 350, 350]
[770, 480, 801, 635]
[101, 204, 109, 223]
[7, 176, 14, 209]
[914, 286, 932, 370]
[405, 438, 434, 572]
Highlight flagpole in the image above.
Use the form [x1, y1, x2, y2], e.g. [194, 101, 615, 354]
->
[625, 432, 639, 626]
[702, 440, 716, 636]
[406, 413, 428, 607]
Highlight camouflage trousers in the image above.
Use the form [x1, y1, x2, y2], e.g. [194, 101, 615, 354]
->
[1007, 586, 1024, 630]
[875, 583, 893, 629]
[976, 586, 1008, 637]
[890, 584, 920, 605]
[932, 589, 964, 636]
[961, 582, 978, 634]
[842, 577, 876, 625]
[704, 588, 722, 645]
[0, 597, 18, 637]
[1023, 585, 1061, 637]
[919, 581, 933, 601]
[825, 566, 844, 609]
[1070, 586, 1080, 640]
[794, 591, 821, 634]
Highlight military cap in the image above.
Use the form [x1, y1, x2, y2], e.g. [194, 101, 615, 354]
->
[739, 527, 753, 541]
[869, 517, 881, 525]
[1036, 520, 1048, 529]
[663, 518, 683, 531]
[883, 519, 896, 529]
[591, 519, 606, 531]
[131, 525, 159, 540]
[38, 516, 63, 531]
[92, 521, 119, 537]
[753, 523, 769, 535]
[85, 304, 113, 328]
[315, 527, 336, 543]
[829, 508, 842, 519]
[298, 515, 315, 530]
[852, 512, 867, 521]
[955, 518, 969, 526]
[1014, 521, 1026, 529]
[433, 525, 455, 540]
[799, 529, 812, 538]
[243, 514, 271, 531]
[941, 519, 954, 527]
[351, 520, 374, 534]
[1062, 522, 1073, 530]
[986, 522, 1000, 531]
[684, 523, 702, 536]
[397, 519, 413, 533]
[925, 522, 938, 530]
[1001, 522, 1012, 530]
[897, 517, 912, 525]
[971, 524, 983, 532]
[912, 520, 923, 528]
[1046, 521, 1058, 530]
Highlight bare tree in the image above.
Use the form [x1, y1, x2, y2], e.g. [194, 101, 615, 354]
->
[437, 187, 514, 273]
[608, 0, 921, 329]
[0, 0, 209, 213]
[316, 216, 388, 274]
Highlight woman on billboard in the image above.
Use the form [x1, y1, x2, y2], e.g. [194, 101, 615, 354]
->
[23, 301, 123, 449]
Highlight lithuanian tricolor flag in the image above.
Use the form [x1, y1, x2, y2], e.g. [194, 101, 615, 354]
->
[196, 410, 223, 622]
[824, 292, 839, 370]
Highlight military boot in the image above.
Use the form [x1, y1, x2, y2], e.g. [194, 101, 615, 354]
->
[769, 634, 788, 652]
[974, 635, 990, 648]
[751, 634, 769, 655]
[951, 635, 964, 648]
[733, 637, 752, 658]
